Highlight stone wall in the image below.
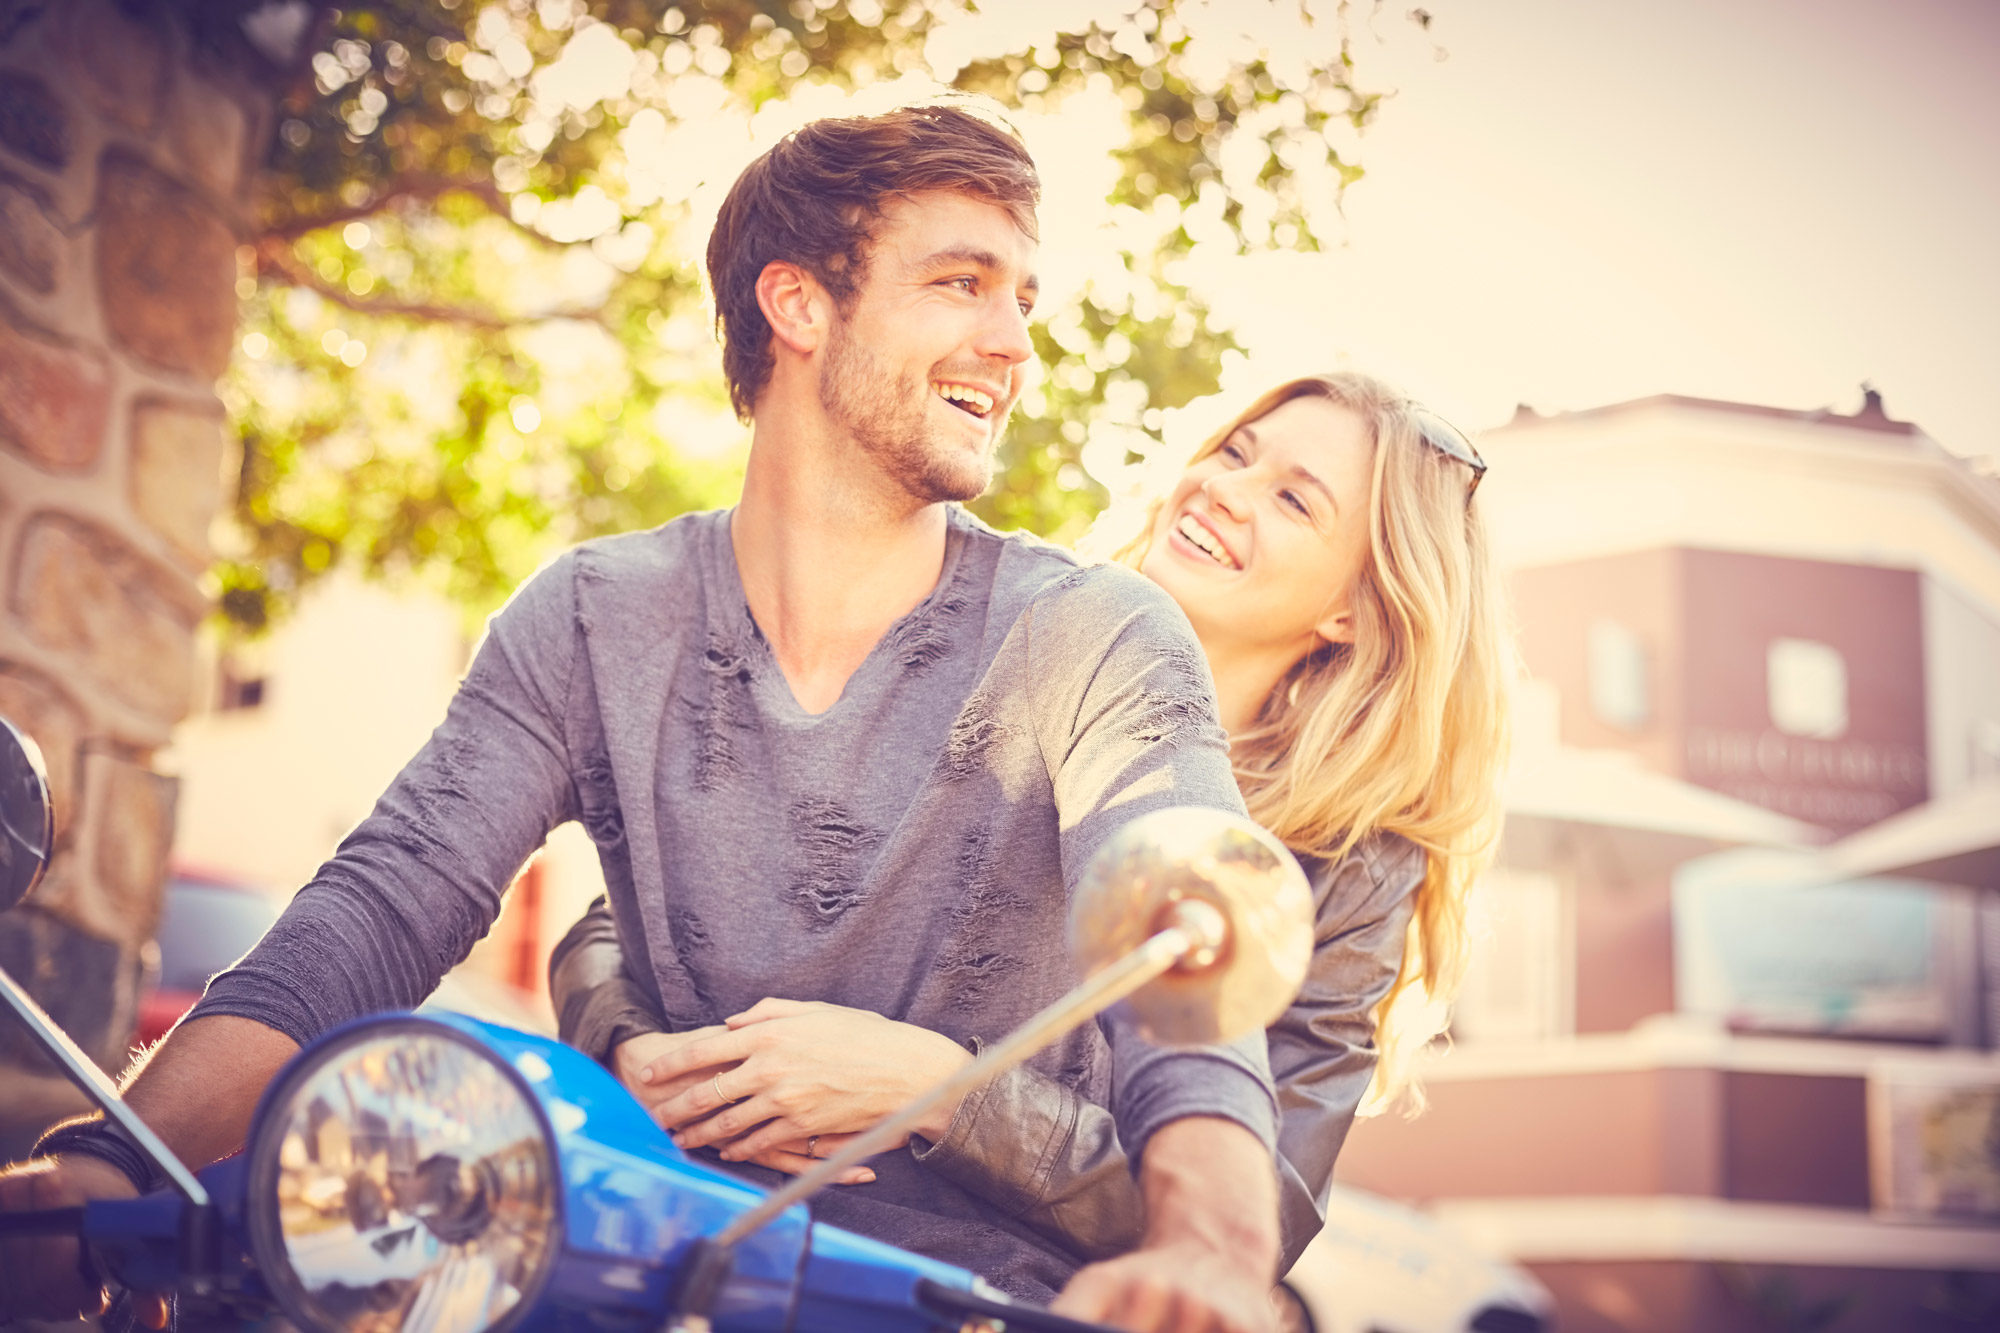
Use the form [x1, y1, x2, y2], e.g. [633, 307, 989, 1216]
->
[0, 0, 266, 1153]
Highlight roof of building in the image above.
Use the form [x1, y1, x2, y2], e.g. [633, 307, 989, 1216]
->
[1499, 387, 1920, 439]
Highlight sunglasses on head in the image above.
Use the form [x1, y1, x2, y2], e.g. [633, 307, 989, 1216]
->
[1410, 406, 1487, 503]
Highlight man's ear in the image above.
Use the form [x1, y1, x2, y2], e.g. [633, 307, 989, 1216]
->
[755, 260, 829, 356]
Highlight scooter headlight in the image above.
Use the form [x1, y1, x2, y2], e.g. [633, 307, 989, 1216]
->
[246, 1017, 560, 1333]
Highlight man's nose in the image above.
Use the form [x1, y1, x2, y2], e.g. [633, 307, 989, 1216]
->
[977, 296, 1035, 366]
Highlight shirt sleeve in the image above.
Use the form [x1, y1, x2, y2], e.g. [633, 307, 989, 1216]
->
[191, 552, 586, 1045]
[549, 895, 671, 1062]
[1268, 835, 1424, 1267]
[1022, 564, 1278, 1172]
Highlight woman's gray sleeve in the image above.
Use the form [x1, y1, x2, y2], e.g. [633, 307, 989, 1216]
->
[1268, 837, 1424, 1267]
[549, 895, 669, 1062]
[912, 1058, 1143, 1262]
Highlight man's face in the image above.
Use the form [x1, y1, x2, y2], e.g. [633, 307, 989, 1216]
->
[817, 191, 1039, 505]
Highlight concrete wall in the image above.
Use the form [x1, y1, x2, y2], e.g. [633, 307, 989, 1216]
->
[0, 0, 266, 1150]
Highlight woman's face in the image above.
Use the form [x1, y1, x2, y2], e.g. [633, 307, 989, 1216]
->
[1142, 394, 1377, 661]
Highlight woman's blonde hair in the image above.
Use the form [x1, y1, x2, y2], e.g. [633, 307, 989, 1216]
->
[1114, 370, 1511, 1111]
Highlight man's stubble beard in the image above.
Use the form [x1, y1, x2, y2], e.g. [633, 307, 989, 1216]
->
[818, 315, 998, 506]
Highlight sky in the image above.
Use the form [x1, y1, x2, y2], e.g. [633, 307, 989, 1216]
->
[1204, 0, 2000, 457]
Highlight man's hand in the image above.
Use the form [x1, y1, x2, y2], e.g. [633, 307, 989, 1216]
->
[0, 1154, 142, 1324]
[633, 997, 973, 1162]
[1, 1016, 293, 1326]
[1051, 1117, 1279, 1333]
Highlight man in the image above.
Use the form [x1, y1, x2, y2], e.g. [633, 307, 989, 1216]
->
[0, 102, 1280, 1332]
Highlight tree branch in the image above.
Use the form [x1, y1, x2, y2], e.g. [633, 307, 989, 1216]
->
[253, 240, 606, 330]
[261, 172, 563, 247]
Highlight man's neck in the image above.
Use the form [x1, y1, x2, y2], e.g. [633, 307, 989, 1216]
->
[733, 423, 950, 715]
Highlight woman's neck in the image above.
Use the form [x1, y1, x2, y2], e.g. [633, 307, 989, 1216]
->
[1200, 638, 1303, 736]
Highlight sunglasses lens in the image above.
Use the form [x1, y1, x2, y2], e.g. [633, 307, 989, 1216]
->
[1414, 409, 1486, 499]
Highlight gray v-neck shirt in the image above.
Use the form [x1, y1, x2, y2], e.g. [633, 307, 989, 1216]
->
[197, 505, 1276, 1298]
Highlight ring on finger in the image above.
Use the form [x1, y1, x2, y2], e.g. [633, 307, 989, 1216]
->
[807, 1135, 821, 1159]
[712, 1071, 740, 1106]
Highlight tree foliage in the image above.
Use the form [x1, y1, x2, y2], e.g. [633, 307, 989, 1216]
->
[220, 0, 1391, 631]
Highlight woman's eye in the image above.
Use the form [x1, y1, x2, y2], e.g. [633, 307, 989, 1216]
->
[1219, 443, 1246, 463]
[1281, 490, 1312, 518]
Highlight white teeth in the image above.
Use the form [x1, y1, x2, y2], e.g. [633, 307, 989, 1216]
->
[936, 383, 995, 417]
[1176, 514, 1235, 567]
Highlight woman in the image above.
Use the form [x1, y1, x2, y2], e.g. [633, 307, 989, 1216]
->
[549, 369, 1509, 1272]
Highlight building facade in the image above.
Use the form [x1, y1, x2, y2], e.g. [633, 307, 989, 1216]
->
[1336, 392, 2000, 1332]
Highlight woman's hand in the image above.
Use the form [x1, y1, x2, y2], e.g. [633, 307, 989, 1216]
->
[611, 1025, 731, 1112]
[610, 1026, 876, 1183]
[636, 997, 974, 1163]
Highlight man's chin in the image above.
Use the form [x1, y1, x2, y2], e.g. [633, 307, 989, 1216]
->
[908, 456, 993, 506]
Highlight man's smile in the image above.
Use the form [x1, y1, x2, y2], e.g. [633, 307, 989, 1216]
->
[934, 380, 998, 419]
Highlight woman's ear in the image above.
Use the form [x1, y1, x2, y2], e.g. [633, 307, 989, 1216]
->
[755, 260, 828, 356]
[1313, 598, 1356, 647]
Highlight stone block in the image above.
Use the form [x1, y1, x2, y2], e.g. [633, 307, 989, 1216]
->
[0, 69, 66, 171]
[94, 151, 237, 380]
[9, 513, 199, 724]
[0, 660, 82, 836]
[0, 298, 110, 472]
[130, 398, 225, 566]
[170, 68, 248, 199]
[53, 0, 165, 136]
[64, 748, 175, 948]
[0, 904, 127, 1075]
[0, 169, 60, 293]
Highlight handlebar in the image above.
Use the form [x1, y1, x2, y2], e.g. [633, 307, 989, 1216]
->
[0, 1207, 83, 1235]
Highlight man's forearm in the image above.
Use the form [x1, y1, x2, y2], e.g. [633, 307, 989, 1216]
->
[1051, 1115, 1280, 1331]
[1139, 1116, 1279, 1269]
[115, 1016, 300, 1171]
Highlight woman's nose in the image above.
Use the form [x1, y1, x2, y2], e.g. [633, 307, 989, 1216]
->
[1202, 470, 1251, 520]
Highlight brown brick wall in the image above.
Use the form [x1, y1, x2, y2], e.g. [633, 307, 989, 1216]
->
[0, 0, 267, 1153]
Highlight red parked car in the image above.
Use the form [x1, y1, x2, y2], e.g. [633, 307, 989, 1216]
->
[137, 868, 551, 1046]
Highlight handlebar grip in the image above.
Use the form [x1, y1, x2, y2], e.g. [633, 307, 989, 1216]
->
[0, 1205, 84, 1235]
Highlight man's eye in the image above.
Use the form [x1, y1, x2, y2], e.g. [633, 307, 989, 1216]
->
[946, 276, 976, 293]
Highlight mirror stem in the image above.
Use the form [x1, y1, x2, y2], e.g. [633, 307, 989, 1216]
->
[0, 967, 211, 1212]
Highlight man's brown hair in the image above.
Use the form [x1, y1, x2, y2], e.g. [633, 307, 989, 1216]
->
[706, 100, 1040, 420]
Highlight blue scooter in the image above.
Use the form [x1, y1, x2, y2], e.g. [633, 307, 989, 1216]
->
[0, 715, 1314, 1333]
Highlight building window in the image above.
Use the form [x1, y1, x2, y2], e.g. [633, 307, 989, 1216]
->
[1455, 868, 1572, 1042]
[1588, 619, 1649, 730]
[1674, 852, 1968, 1041]
[1768, 638, 1848, 739]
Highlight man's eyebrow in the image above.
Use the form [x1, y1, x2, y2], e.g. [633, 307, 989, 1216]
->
[916, 246, 1040, 296]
